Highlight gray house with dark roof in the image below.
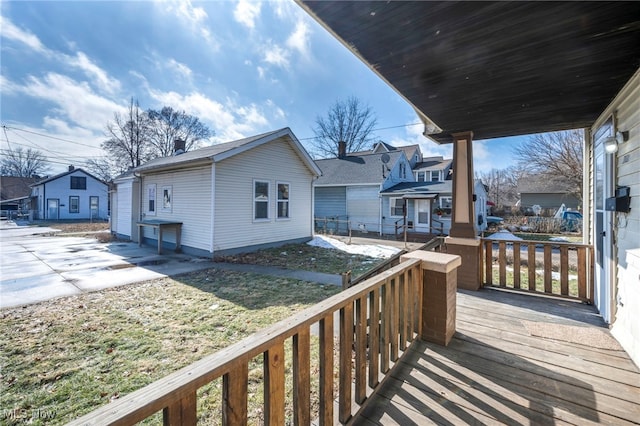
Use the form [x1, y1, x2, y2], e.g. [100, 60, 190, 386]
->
[110, 128, 321, 256]
[314, 144, 464, 236]
[518, 175, 581, 213]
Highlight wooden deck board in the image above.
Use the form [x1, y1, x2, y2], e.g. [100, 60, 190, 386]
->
[351, 289, 640, 425]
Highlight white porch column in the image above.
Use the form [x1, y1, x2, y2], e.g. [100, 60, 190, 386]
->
[446, 131, 482, 290]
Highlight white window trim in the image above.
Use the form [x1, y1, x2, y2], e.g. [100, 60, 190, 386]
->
[69, 196, 80, 213]
[390, 197, 404, 218]
[146, 184, 156, 216]
[253, 179, 270, 222]
[276, 181, 290, 221]
[161, 185, 172, 213]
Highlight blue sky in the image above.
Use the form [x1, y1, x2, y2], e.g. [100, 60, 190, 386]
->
[1, 0, 522, 175]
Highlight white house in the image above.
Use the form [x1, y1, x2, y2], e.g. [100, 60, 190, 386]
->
[30, 167, 109, 220]
[110, 128, 321, 257]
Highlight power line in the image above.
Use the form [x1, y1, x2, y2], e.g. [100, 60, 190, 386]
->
[2, 125, 102, 149]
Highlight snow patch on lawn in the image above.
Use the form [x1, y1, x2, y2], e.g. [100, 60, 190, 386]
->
[487, 231, 523, 241]
[307, 235, 401, 259]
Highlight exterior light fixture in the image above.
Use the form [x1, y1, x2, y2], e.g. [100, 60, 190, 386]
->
[604, 136, 618, 154]
[605, 130, 630, 154]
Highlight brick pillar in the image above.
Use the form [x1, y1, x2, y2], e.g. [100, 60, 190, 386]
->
[401, 251, 461, 346]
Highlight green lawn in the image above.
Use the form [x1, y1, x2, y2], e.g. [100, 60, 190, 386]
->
[0, 267, 342, 425]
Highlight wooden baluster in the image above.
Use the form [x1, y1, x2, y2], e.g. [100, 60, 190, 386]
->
[319, 315, 334, 426]
[414, 264, 422, 337]
[293, 329, 310, 426]
[484, 240, 493, 285]
[390, 277, 399, 362]
[355, 296, 367, 404]
[380, 279, 390, 373]
[499, 241, 507, 286]
[163, 391, 197, 426]
[560, 245, 569, 296]
[264, 342, 285, 425]
[513, 242, 521, 289]
[368, 288, 380, 388]
[528, 243, 536, 292]
[339, 303, 354, 423]
[223, 362, 248, 425]
[578, 246, 587, 300]
[544, 244, 552, 294]
[399, 270, 408, 349]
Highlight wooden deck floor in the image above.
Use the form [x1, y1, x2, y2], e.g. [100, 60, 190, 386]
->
[352, 289, 640, 425]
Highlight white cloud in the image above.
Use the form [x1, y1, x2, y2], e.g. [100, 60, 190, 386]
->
[266, 99, 286, 120]
[19, 73, 125, 132]
[0, 15, 47, 53]
[166, 58, 193, 79]
[263, 43, 289, 68]
[161, 0, 218, 49]
[234, 0, 261, 30]
[286, 21, 311, 58]
[69, 52, 121, 95]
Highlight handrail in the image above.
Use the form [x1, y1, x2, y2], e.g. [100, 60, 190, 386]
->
[482, 237, 594, 303]
[68, 258, 423, 425]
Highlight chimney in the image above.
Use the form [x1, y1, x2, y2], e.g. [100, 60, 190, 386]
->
[338, 141, 346, 159]
[68, 165, 75, 172]
[174, 139, 186, 155]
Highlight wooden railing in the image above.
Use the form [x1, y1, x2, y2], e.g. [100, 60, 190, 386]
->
[482, 238, 594, 303]
[68, 258, 423, 425]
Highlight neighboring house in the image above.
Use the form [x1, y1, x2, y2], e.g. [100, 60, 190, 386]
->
[0, 176, 37, 218]
[314, 144, 460, 236]
[110, 128, 321, 257]
[518, 175, 581, 213]
[30, 167, 108, 220]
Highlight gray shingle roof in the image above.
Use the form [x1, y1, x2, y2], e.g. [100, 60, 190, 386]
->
[517, 175, 575, 194]
[413, 158, 452, 172]
[314, 151, 404, 186]
[134, 129, 283, 172]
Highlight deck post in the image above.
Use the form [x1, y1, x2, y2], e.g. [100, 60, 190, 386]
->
[447, 131, 482, 290]
[401, 251, 461, 346]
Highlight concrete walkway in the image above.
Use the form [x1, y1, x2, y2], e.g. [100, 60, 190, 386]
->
[0, 220, 342, 309]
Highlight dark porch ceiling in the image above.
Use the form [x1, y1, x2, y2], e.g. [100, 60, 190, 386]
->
[299, 1, 640, 143]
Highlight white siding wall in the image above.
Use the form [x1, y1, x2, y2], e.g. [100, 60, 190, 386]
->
[213, 137, 314, 252]
[141, 166, 212, 251]
[606, 70, 640, 367]
[115, 181, 133, 237]
[346, 185, 380, 232]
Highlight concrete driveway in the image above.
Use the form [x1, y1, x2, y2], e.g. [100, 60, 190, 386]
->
[0, 221, 214, 309]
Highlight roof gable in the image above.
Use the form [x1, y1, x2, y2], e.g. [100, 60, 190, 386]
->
[31, 168, 106, 187]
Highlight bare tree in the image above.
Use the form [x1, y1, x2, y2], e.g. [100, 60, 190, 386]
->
[147, 107, 213, 157]
[0, 147, 49, 177]
[477, 166, 524, 209]
[311, 96, 377, 158]
[101, 98, 152, 171]
[84, 157, 123, 182]
[514, 129, 583, 201]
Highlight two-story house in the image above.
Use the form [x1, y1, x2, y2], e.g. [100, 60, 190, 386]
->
[314, 143, 487, 237]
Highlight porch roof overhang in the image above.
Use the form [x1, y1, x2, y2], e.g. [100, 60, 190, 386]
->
[298, 1, 640, 143]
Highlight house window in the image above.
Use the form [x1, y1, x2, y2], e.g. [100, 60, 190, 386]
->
[439, 196, 452, 216]
[417, 171, 426, 182]
[69, 196, 79, 213]
[390, 197, 404, 217]
[400, 163, 406, 179]
[430, 171, 439, 182]
[162, 186, 172, 212]
[147, 184, 156, 215]
[277, 182, 290, 219]
[254, 180, 269, 221]
[70, 176, 86, 190]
